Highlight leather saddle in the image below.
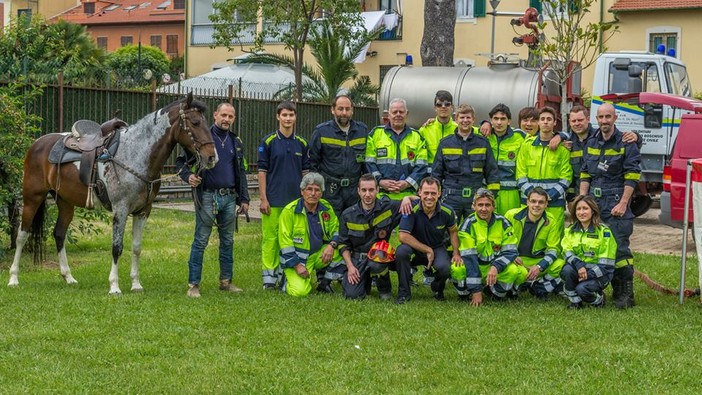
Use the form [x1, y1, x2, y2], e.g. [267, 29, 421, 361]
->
[48, 118, 127, 209]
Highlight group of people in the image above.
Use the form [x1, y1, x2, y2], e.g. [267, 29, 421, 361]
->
[176, 91, 642, 309]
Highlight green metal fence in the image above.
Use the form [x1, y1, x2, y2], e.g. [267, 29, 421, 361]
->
[15, 83, 380, 173]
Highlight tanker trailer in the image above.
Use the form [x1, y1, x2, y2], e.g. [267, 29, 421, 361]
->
[378, 60, 568, 130]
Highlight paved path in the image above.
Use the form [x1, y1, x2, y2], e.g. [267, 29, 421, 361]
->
[153, 200, 694, 256]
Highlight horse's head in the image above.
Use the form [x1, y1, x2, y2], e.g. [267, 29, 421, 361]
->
[168, 92, 218, 170]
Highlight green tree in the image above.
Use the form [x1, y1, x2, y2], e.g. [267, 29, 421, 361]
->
[535, 0, 618, 127]
[0, 85, 42, 252]
[242, 20, 380, 106]
[0, 15, 106, 85]
[210, 0, 365, 101]
[106, 45, 170, 88]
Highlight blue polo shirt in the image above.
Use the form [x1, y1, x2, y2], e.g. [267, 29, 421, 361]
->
[399, 201, 457, 249]
[257, 130, 310, 207]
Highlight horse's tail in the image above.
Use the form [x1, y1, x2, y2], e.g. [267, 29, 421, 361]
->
[30, 200, 46, 265]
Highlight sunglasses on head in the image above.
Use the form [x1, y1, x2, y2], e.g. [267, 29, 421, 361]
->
[435, 101, 452, 108]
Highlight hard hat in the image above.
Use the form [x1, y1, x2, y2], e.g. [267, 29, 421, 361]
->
[367, 240, 395, 263]
[450, 262, 467, 281]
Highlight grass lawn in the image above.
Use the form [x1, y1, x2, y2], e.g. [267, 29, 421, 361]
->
[1, 207, 701, 393]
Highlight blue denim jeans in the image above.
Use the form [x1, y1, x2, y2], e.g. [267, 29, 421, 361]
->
[187, 191, 237, 284]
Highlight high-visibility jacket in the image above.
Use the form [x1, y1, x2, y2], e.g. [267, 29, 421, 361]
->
[432, 130, 500, 193]
[458, 213, 518, 272]
[561, 222, 617, 280]
[481, 127, 526, 191]
[580, 127, 642, 197]
[516, 136, 572, 207]
[309, 119, 368, 180]
[504, 207, 561, 270]
[279, 198, 339, 269]
[365, 124, 428, 191]
[418, 117, 458, 165]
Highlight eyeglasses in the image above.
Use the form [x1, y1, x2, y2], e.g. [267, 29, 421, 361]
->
[435, 101, 452, 108]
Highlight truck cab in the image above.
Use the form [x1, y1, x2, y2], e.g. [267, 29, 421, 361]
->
[590, 51, 693, 216]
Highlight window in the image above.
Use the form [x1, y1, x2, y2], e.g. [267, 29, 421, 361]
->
[530, 1, 576, 19]
[96, 37, 108, 50]
[166, 35, 178, 56]
[380, 0, 399, 13]
[650, 33, 677, 56]
[173, 0, 185, 9]
[665, 62, 692, 97]
[150, 35, 162, 49]
[83, 2, 95, 14]
[121, 36, 133, 46]
[607, 61, 660, 94]
[380, 65, 395, 86]
[192, 0, 256, 45]
[456, 0, 474, 19]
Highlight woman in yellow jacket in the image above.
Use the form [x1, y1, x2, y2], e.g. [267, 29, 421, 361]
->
[560, 195, 618, 309]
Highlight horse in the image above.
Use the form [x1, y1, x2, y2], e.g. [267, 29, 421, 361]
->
[8, 92, 217, 294]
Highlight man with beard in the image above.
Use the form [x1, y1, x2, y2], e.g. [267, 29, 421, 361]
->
[580, 103, 641, 309]
[310, 95, 369, 217]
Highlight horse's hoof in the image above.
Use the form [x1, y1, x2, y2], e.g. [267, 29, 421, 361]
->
[63, 275, 78, 285]
[108, 289, 122, 296]
[7, 282, 19, 288]
[131, 286, 144, 293]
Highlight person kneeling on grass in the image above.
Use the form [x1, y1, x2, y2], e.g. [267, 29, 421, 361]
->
[505, 187, 565, 300]
[278, 172, 343, 297]
[560, 195, 617, 309]
[451, 188, 521, 306]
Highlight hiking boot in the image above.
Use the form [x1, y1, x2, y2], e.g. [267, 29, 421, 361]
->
[219, 280, 243, 293]
[433, 291, 446, 301]
[567, 301, 583, 309]
[263, 283, 277, 291]
[394, 296, 410, 305]
[186, 284, 201, 298]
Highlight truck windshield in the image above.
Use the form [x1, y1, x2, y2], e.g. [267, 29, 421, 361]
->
[665, 63, 692, 97]
[608, 62, 660, 93]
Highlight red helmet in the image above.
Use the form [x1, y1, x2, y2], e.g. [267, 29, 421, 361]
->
[367, 240, 396, 263]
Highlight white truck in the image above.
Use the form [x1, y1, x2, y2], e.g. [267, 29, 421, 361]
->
[590, 51, 694, 215]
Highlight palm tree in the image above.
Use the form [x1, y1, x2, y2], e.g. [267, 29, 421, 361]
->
[242, 19, 381, 106]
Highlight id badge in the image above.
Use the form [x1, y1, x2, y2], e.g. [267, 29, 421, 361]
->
[597, 160, 609, 172]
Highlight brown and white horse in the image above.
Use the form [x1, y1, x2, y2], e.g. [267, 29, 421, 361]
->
[9, 93, 217, 294]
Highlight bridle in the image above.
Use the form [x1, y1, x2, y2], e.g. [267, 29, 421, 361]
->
[173, 103, 215, 155]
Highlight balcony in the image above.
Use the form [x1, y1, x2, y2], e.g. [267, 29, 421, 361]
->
[376, 12, 402, 41]
[191, 23, 257, 46]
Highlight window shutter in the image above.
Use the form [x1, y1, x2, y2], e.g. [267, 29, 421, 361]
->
[474, 0, 486, 17]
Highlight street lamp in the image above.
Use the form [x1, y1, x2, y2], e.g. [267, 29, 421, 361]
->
[490, 0, 501, 61]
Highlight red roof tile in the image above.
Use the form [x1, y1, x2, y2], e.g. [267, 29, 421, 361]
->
[611, 0, 702, 12]
[52, 1, 184, 25]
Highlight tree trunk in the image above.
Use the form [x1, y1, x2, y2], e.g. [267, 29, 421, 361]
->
[420, 0, 456, 67]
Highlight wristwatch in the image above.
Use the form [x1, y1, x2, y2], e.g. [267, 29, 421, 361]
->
[329, 241, 338, 249]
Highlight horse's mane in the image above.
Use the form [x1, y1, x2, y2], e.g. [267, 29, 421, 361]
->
[160, 96, 208, 114]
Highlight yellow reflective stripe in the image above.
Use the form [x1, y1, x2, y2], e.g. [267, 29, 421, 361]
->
[320, 137, 346, 147]
[371, 210, 392, 227]
[587, 147, 600, 155]
[442, 148, 463, 155]
[605, 148, 624, 156]
[625, 173, 641, 181]
[349, 138, 366, 147]
[580, 172, 591, 180]
[296, 136, 308, 147]
[265, 134, 276, 144]
[472, 168, 483, 172]
[487, 183, 500, 190]
[468, 147, 486, 155]
[347, 222, 369, 231]
[570, 150, 583, 158]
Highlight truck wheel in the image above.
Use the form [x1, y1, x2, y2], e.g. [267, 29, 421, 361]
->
[631, 194, 653, 217]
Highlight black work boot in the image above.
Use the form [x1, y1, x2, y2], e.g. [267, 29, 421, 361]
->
[316, 279, 334, 294]
[614, 266, 635, 309]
